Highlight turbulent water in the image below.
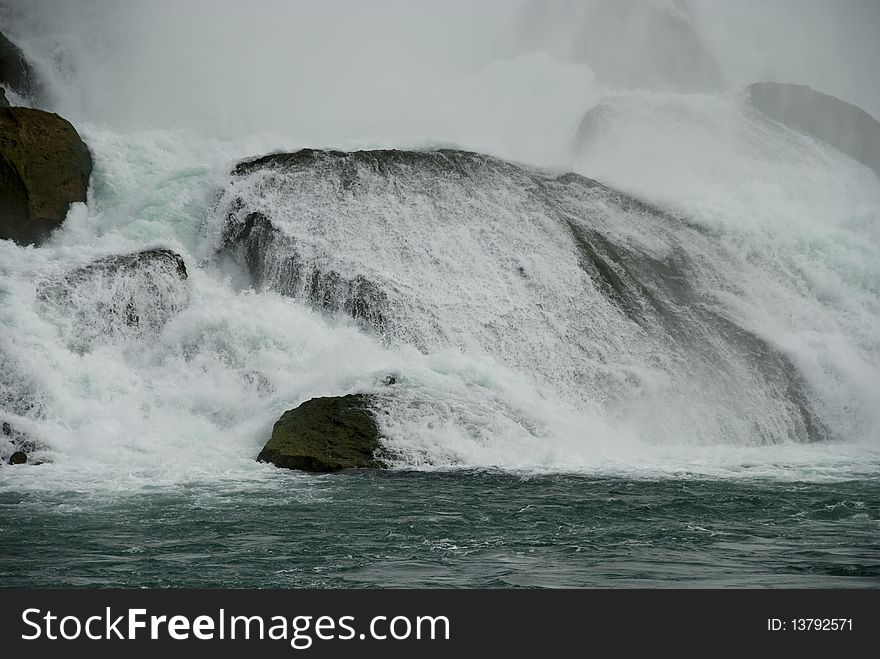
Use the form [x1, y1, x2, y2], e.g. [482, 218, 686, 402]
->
[1, 0, 879, 587]
[3, 472, 879, 588]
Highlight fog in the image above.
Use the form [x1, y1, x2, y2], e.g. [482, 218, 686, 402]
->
[2, 0, 878, 161]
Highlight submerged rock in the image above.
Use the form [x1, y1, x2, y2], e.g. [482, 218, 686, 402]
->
[37, 248, 189, 351]
[748, 82, 880, 178]
[257, 394, 385, 472]
[0, 107, 93, 245]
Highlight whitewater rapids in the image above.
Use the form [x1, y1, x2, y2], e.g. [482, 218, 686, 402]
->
[1, 0, 879, 493]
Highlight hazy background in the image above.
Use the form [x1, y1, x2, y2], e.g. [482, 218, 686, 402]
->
[2, 0, 878, 162]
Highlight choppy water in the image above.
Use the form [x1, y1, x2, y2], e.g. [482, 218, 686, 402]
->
[2, 471, 878, 588]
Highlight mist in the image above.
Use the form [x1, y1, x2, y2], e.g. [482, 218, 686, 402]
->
[2, 0, 878, 167]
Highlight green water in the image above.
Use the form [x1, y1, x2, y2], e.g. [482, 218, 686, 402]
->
[2, 471, 878, 588]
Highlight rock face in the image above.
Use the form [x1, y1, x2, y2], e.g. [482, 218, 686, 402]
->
[228, 210, 388, 332]
[257, 394, 385, 472]
[749, 82, 880, 178]
[37, 249, 189, 351]
[0, 107, 93, 245]
[0, 30, 39, 100]
[218, 147, 829, 445]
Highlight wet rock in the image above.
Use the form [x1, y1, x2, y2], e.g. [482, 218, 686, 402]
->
[257, 394, 385, 472]
[225, 210, 388, 333]
[8, 451, 27, 465]
[37, 248, 189, 351]
[749, 82, 880, 178]
[0, 106, 93, 245]
[221, 147, 829, 444]
[0, 30, 40, 100]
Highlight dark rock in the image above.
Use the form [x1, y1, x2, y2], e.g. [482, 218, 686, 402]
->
[37, 249, 189, 351]
[257, 394, 385, 472]
[229, 210, 388, 333]
[0, 87, 8, 108]
[0, 30, 40, 100]
[749, 82, 880, 178]
[1, 420, 44, 464]
[0, 106, 93, 245]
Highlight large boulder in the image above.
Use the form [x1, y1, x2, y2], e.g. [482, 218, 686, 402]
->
[219, 147, 829, 445]
[37, 248, 189, 351]
[0, 107, 93, 245]
[748, 82, 880, 178]
[257, 394, 385, 472]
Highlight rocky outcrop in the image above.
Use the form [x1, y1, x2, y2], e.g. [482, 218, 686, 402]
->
[0, 107, 93, 245]
[257, 394, 385, 472]
[219, 147, 829, 444]
[37, 249, 189, 351]
[228, 211, 389, 332]
[749, 82, 880, 178]
[0, 30, 39, 100]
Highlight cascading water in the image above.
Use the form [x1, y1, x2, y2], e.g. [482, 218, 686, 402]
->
[1, 0, 878, 587]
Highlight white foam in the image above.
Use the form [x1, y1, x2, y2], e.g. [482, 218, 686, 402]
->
[1, 1, 878, 489]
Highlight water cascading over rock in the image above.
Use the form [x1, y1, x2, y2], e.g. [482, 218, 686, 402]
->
[36, 248, 190, 352]
[0, 29, 41, 101]
[213, 148, 827, 449]
[748, 82, 880, 179]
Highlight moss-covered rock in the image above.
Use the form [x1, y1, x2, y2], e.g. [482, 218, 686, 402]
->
[0, 107, 93, 245]
[257, 394, 385, 472]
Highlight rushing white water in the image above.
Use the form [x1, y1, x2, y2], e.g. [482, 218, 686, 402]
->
[1, 1, 880, 489]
